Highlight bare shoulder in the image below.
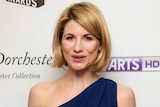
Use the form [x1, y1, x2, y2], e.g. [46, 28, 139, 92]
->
[29, 82, 53, 97]
[117, 84, 136, 107]
[28, 82, 56, 107]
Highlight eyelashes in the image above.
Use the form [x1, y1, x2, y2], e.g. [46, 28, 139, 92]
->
[66, 36, 74, 40]
[84, 36, 93, 41]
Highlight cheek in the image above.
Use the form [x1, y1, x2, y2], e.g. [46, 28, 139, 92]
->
[86, 42, 100, 54]
[61, 41, 73, 59]
[61, 41, 72, 52]
[86, 44, 100, 63]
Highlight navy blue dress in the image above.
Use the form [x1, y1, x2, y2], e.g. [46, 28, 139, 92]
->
[59, 78, 117, 107]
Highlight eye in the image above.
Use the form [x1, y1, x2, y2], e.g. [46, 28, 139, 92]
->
[66, 36, 74, 40]
[64, 34, 74, 40]
[85, 36, 92, 40]
[84, 34, 93, 41]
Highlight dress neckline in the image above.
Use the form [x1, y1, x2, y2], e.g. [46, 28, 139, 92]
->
[59, 77, 104, 107]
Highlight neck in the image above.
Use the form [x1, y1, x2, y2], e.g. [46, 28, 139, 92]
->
[63, 67, 100, 90]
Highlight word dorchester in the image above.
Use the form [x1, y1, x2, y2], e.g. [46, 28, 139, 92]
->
[0, 52, 53, 65]
[6, 0, 44, 8]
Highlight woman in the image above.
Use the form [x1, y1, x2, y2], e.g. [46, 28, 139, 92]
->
[28, 2, 136, 107]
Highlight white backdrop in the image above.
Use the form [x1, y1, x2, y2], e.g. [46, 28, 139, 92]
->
[0, 0, 160, 107]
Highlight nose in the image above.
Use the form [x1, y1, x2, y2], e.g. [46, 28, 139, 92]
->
[73, 39, 83, 53]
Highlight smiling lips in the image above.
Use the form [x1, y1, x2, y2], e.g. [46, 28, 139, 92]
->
[72, 55, 86, 62]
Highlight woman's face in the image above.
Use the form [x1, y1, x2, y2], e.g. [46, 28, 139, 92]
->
[61, 20, 101, 71]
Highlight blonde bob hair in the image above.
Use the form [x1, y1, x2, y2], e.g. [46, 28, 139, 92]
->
[52, 2, 111, 72]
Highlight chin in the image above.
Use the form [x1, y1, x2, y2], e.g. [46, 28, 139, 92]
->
[71, 65, 90, 71]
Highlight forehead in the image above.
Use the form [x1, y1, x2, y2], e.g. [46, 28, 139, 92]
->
[63, 20, 90, 35]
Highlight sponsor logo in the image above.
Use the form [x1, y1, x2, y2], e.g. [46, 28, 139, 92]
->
[107, 57, 160, 72]
[6, 0, 44, 8]
[1, 52, 159, 72]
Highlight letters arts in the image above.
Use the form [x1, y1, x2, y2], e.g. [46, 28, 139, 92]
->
[107, 57, 142, 71]
[107, 57, 160, 72]
[6, 0, 44, 8]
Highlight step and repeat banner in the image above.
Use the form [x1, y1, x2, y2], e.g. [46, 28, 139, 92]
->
[0, 0, 159, 107]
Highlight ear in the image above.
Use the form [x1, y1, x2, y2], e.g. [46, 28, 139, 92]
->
[98, 45, 102, 52]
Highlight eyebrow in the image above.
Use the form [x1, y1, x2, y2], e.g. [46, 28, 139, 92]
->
[63, 33, 91, 37]
[84, 34, 92, 36]
[62, 33, 74, 37]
